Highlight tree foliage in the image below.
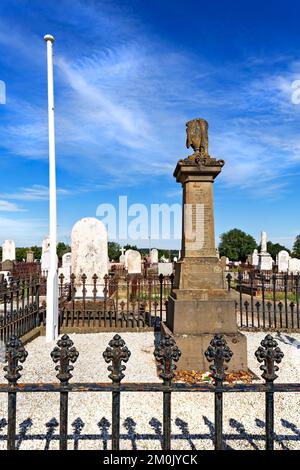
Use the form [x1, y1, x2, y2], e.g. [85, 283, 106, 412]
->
[293, 235, 300, 258]
[108, 242, 121, 261]
[57, 242, 71, 260]
[219, 228, 257, 262]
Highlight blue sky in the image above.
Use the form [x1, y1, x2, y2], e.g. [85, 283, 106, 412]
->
[0, 0, 300, 249]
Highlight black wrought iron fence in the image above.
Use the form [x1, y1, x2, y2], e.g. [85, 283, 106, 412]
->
[58, 273, 174, 330]
[1, 331, 298, 451]
[0, 276, 44, 343]
[227, 272, 300, 330]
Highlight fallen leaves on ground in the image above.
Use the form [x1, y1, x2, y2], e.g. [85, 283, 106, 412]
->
[174, 370, 254, 384]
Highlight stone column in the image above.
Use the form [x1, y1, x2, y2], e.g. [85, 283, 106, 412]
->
[164, 118, 248, 372]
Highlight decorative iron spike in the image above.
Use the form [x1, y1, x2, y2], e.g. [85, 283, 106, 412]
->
[154, 334, 181, 382]
[205, 334, 233, 383]
[4, 336, 28, 384]
[103, 334, 131, 383]
[51, 334, 79, 384]
[255, 334, 284, 382]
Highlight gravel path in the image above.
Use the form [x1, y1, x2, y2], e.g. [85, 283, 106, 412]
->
[0, 331, 299, 450]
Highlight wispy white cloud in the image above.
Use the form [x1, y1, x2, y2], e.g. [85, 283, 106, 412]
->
[0, 200, 25, 212]
[0, 185, 71, 201]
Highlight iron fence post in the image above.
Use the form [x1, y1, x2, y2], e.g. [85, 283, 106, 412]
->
[205, 334, 233, 450]
[103, 334, 131, 451]
[51, 334, 79, 450]
[154, 334, 181, 450]
[4, 336, 28, 450]
[255, 334, 284, 450]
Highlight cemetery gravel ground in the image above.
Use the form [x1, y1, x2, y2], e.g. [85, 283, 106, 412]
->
[0, 331, 299, 450]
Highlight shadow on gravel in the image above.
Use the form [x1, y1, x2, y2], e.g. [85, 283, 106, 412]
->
[0, 414, 298, 449]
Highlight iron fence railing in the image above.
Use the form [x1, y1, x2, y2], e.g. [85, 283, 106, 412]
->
[227, 273, 300, 330]
[0, 332, 297, 451]
[0, 276, 44, 343]
[58, 273, 174, 330]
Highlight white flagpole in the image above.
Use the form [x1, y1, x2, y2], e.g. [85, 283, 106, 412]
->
[44, 34, 58, 342]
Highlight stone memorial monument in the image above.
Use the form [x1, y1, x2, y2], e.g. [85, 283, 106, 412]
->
[26, 250, 34, 263]
[258, 231, 273, 271]
[119, 247, 126, 265]
[2, 240, 16, 262]
[164, 118, 248, 371]
[158, 262, 173, 276]
[71, 217, 108, 297]
[150, 248, 159, 264]
[251, 249, 259, 268]
[58, 252, 72, 283]
[126, 249, 142, 274]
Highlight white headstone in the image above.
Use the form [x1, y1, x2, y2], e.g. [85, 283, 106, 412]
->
[288, 257, 300, 274]
[158, 262, 173, 276]
[71, 217, 108, 297]
[119, 247, 125, 265]
[251, 249, 259, 267]
[173, 256, 178, 262]
[277, 250, 289, 273]
[58, 252, 72, 283]
[126, 249, 142, 274]
[41, 237, 58, 274]
[2, 240, 15, 262]
[259, 253, 273, 271]
[150, 248, 158, 264]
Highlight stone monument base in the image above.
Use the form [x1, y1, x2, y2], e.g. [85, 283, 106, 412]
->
[161, 322, 248, 372]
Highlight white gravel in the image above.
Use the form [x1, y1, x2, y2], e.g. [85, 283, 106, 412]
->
[0, 330, 299, 450]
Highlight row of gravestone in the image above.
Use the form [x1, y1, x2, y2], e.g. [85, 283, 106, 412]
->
[40, 217, 174, 298]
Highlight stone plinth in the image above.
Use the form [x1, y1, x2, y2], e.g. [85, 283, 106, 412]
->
[165, 127, 247, 372]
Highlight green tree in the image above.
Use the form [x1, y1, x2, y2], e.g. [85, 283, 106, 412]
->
[219, 228, 257, 262]
[16, 247, 27, 262]
[30, 245, 42, 260]
[56, 242, 71, 259]
[293, 235, 300, 258]
[258, 241, 290, 260]
[108, 242, 121, 261]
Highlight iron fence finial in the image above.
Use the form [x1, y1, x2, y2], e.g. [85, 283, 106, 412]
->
[154, 334, 181, 382]
[103, 334, 131, 383]
[205, 334, 233, 383]
[255, 334, 284, 382]
[51, 334, 79, 384]
[4, 336, 28, 384]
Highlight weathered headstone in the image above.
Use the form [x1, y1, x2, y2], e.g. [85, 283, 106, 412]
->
[2, 240, 15, 262]
[150, 248, 158, 264]
[71, 217, 108, 297]
[58, 252, 72, 283]
[119, 247, 125, 265]
[251, 249, 259, 267]
[158, 262, 173, 276]
[26, 250, 34, 263]
[165, 118, 247, 372]
[288, 257, 300, 274]
[126, 250, 142, 274]
[277, 250, 289, 273]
